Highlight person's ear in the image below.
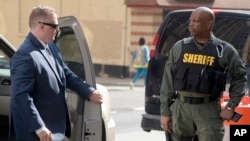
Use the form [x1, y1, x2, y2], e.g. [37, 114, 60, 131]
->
[206, 20, 213, 30]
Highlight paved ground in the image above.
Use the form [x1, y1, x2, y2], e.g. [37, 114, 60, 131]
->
[96, 76, 144, 87]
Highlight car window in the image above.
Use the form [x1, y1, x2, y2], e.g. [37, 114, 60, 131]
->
[0, 48, 10, 69]
[158, 13, 190, 58]
[213, 15, 250, 66]
[158, 12, 250, 67]
[56, 27, 85, 80]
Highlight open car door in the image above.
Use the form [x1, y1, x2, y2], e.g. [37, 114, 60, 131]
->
[56, 16, 102, 141]
[0, 35, 16, 140]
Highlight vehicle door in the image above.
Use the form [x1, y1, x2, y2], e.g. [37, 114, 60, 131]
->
[0, 35, 16, 139]
[56, 16, 102, 141]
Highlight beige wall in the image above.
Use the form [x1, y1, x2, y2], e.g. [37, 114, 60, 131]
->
[0, 0, 127, 66]
[127, 7, 162, 69]
[2, 0, 248, 77]
[0, 0, 63, 46]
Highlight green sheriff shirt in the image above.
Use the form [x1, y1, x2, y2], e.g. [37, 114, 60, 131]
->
[160, 35, 247, 116]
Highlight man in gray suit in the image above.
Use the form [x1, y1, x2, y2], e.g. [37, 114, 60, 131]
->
[10, 5, 103, 141]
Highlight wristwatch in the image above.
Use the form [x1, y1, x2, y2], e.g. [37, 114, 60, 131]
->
[226, 103, 235, 111]
[226, 106, 233, 111]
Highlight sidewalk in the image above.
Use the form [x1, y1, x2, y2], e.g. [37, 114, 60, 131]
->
[95, 76, 144, 86]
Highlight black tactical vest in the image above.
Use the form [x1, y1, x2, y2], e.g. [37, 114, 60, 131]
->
[173, 37, 227, 97]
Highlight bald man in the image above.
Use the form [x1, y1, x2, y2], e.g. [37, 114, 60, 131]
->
[160, 7, 247, 141]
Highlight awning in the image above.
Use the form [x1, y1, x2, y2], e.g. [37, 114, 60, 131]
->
[124, 0, 250, 10]
[124, 0, 158, 7]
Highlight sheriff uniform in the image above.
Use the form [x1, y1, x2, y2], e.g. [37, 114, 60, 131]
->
[160, 35, 247, 141]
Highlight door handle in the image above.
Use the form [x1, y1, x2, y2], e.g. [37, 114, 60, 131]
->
[2, 79, 11, 85]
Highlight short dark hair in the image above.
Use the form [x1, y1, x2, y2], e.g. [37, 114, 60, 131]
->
[139, 37, 146, 46]
[29, 5, 56, 29]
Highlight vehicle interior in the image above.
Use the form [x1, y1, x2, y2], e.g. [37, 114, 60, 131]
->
[55, 27, 85, 80]
[0, 39, 13, 140]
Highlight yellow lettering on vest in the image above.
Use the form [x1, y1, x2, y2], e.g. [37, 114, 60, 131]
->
[188, 54, 194, 62]
[202, 55, 206, 64]
[183, 53, 188, 63]
[193, 54, 198, 63]
[182, 53, 215, 66]
[198, 55, 203, 64]
[207, 56, 215, 66]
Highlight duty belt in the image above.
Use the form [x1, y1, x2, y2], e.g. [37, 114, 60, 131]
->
[177, 94, 218, 104]
[171, 131, 198, 141]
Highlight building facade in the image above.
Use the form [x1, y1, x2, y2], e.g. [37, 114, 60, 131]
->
[0, 0, 249, 78]
[125, 0, 250, 77]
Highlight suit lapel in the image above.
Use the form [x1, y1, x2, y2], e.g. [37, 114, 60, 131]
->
[27, 32, 64, 86]
[48, 45, 65, 81]
[41, 48, 63, 86]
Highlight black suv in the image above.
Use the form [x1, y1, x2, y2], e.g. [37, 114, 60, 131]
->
[141, 9, 250, 140]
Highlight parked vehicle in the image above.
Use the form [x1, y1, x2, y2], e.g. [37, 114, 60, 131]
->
[0, 16, 115, 141]
[141, 9, 250, 141]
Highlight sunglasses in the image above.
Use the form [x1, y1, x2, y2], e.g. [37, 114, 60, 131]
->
[38, 22, 59, 29]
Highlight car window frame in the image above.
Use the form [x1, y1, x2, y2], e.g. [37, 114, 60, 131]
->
[57, 16, 102, 141]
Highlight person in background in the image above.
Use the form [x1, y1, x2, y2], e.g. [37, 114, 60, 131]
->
[10, 5, 103, 141]
[130, 37, 150, 89]
[160, 7, 247, 141]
